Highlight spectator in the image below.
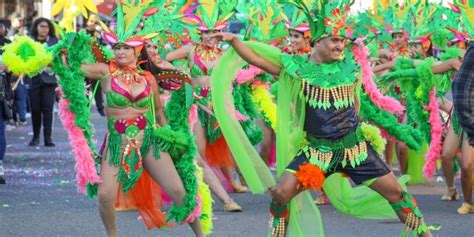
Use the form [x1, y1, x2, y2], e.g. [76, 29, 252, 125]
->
[26, 18, 58, 147]
[0, 63, 11, 184]
[0, 22, 13, 184]
[5, 14, 28, 125]
[0, 23, 10, 53]
[7, 12, 27, 40]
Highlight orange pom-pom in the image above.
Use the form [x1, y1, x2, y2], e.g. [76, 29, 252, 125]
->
[295, 163, 326, 190]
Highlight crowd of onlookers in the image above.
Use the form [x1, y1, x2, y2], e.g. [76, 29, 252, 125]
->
[0, 12, 109, 184]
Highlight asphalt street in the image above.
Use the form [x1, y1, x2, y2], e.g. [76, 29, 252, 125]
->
[1, 111, 473, 237]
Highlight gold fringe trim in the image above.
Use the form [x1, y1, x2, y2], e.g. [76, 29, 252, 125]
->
[307, 141, 368, 171]
[343, 141, 367, 163]
[309, 147, 333, 164]
[301, 80, 355, 109]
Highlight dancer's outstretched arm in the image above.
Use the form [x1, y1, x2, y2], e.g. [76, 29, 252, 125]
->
[432, 58, 462, 74]
[211, 32, 281, 76]
[166, 45, 193, 62]
[80, 63, 109, 80]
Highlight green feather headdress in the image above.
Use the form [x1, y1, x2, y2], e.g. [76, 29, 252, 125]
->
[370, 0, 412, 38]
[280, 0, 355, 41]
[452, 0, 474, 40]
[405, 1, 437, 45]
[100, 0, 158, 47]
[137, 0, 190, 51]
[280, 0, 315, 35]
[237, 0, 287, 44]
[184, 0, 237, 31]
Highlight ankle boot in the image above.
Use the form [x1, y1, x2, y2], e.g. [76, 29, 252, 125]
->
[30, 118, 41, 146]
[29, 135, 40, 146]
[44, 128, 55, 147]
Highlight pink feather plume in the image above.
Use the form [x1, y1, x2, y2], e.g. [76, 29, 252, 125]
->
[236, 65, 263, 85]
[235, 110, 249, 121]
[188, 104, 198, 131]
[352, 38, 405, 115]
[182, 194, 202, 224]
[423, 89, 443, 179]
[58, 96, 101, 193]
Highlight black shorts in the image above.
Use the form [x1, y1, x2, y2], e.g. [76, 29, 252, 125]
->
[286, 142, 390, 185]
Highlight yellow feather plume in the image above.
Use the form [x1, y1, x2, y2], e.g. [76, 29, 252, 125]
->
[2, 36, 52, 77]
[122, 0, 153, 31]
[199, 0, 217, 19]
[196, 166, 213, 234]
[51, 0, 99, 32]
[454, 0, 474, 37]
[251, 84, 277, 131]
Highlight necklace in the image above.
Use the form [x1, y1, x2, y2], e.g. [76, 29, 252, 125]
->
[297, 47, 312, 55]
[109, 59, 146, 85]
[195, 44, 223, 62]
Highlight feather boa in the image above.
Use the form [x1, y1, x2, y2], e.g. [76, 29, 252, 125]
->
[197, 166, 213, 234]
[423, 89, 443, 179]
[360, 92, 424, 151]
[360, 123, 387, 155]
[352, 38, 404, 115]
[251, 84, 277, 130]
[188, 104, 198, 131]
[2, 36, 52, 77]
[182, 191, 202, 224]
[236, 65, 263, 84]
[164, 88, 211, 231]
[50, 32, 100, 196]
[235, 110, 249, 121]
[58, 92, 101, 193]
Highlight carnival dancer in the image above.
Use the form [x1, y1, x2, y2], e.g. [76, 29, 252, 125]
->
[371, 3, 413, 174]
[210, 0, 436, 236]
[232, 0, 286, 169]
[279, 0, 332, 205]
[369, 1, 443, 183]
[142, 38, 241, 212]
[166, 0, 249, 193]
[381, 32, 474, 214]
[50, 2, 206, 236]
[281, 3, 313, 55]
[379, 0, 474, 214]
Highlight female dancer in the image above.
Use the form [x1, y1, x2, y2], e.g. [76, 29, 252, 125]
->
[384, 47, 474, 214]
[143, 39, 241, 212]
[52, 3, 206, 236]
[81, 37, 204, 237]
[166, 2, 248, 193]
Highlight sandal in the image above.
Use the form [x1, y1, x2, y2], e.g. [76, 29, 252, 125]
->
[457, 202, 474, 215]
[224, 199, 242, 212]
[441, 187, 460, 201]
[314, 194, 331, 205]
[232, 181, 249, 193]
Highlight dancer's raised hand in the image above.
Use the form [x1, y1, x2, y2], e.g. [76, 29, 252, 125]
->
[210, 32, 237, 42]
